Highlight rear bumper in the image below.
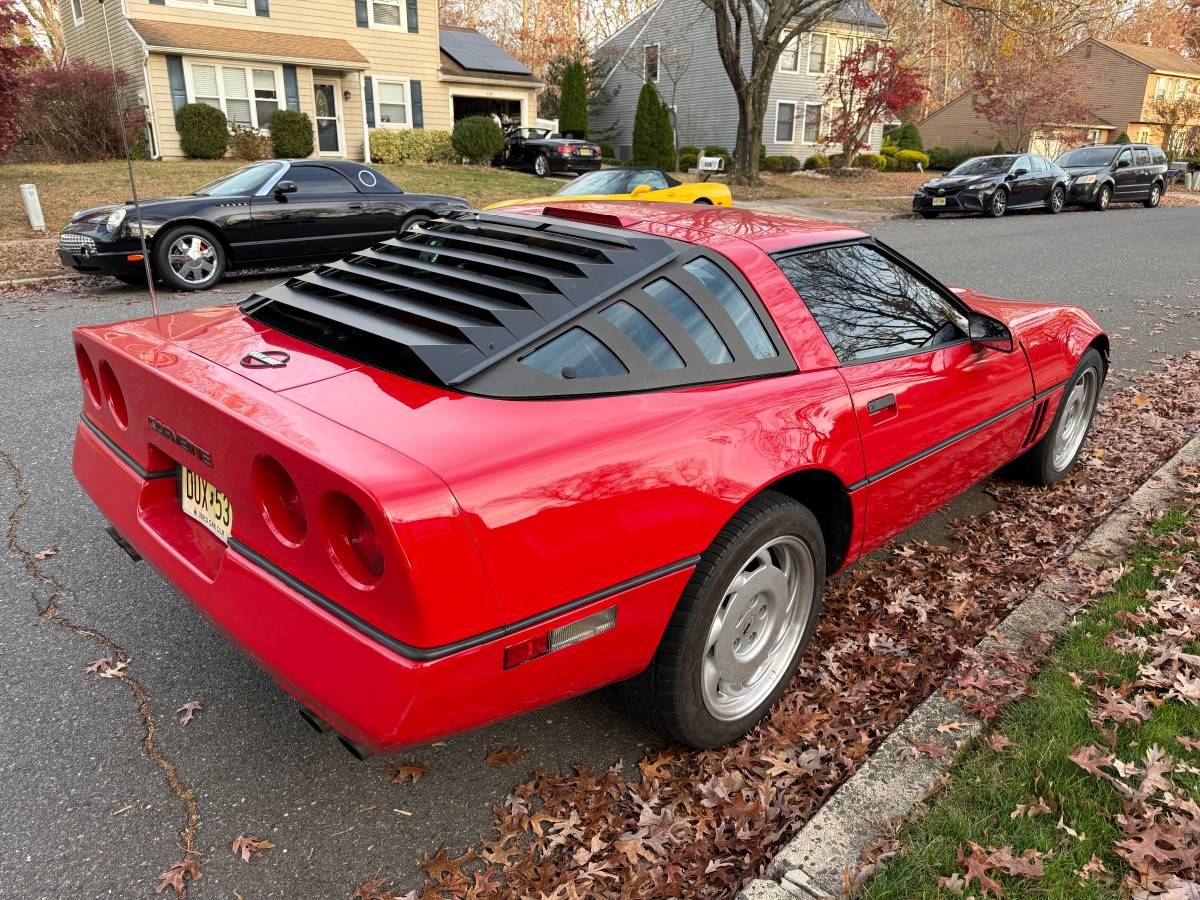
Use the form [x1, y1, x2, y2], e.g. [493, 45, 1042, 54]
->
[552, 156, 602, 174]
[73, 418, 692, 752]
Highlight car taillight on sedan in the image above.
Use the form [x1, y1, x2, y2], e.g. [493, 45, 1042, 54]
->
[558, 145, 575, 155]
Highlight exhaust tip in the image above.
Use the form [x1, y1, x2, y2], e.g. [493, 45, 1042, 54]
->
[298, 706, 331, 734]
[337, 735, 371, 760]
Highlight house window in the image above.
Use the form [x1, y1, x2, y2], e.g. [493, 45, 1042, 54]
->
[1154, 76, 1170, 100]
[802, 103, 822, 143]
[374, 78, 410, 128]
[70, 0, 83, 23]
[370, 0, 406, 28]
[775, 101, 796, 143]
[808, 33, 827, 74]
[169, 0, 253, 12]
[780, 36, 800, 73]
[187, 62, 280, 129]
[1138, 128, 1151, 142]
[644, 44, 659, 83]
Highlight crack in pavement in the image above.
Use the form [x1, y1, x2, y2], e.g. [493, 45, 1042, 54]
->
[1, 450, 201, 897]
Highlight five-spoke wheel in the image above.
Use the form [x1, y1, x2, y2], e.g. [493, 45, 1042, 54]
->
[153, 224, 226, 291]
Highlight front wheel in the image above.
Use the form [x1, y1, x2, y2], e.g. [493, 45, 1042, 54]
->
[1046, 185, 1066, 214]
[533, 154, 550, 177]
[692, 198, 713, 205]
[617, 491, 825, 748]
[1093, 184, 1112, 211]
[985, 188, 1008, 218]
[153, 225, 225, 291]
[1010, 347, 1105, 485]
[1144, 182, 1163, 208]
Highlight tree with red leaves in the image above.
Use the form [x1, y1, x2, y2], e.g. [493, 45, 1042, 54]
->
[825, 43, 926, 168]
[971, 47, 1094, 152]
[0, 0, 37, 160]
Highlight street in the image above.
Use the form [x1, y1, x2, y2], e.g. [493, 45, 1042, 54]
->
[0, 204, 1197, 898]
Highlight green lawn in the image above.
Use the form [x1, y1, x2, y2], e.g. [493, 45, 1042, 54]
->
[864, 506, 1200, 899]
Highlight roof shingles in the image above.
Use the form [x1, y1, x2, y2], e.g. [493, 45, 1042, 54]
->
[130, 19, 370, 68]
[1097, 39, 1200, 76]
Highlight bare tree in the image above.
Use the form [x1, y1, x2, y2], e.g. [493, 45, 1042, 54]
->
[700, 0, 843, 184]
[1149, 93, 1200, 159]
[16, 0, 63, 64]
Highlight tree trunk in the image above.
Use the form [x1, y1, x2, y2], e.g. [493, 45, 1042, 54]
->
[731, 90, 765, 185]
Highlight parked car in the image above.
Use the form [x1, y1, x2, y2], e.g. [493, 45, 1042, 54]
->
[1055, 143, 1168, 210]
[497, 127, 602, 177]
[73, 203, 1107, 754]
[913, 154, 1072, 218]
[485, 167, 733, 209]
[57, 160, 469, 291]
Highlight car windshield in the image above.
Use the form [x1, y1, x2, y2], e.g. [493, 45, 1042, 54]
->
[192, 162, 285, 196]
[555, 170, 636, 196]
[948, 156, 1014, 176]
[1056, 147, 1119, 167]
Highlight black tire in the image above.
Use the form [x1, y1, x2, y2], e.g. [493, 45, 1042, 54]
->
[533, 154, 550, 177]
[919, 211, 940, 219]
[1046, 185, 1066, 214]
[398, 212, 432, 235]
[692, 198, 713, 205]
[984, 187, 1008, 218]
[616, 491, 825, 748]
[1093, 184, 1112, 211]
[1144, 181, 1163, 208]
[153, 224, 225, 291]
[1009, 347, 1105, 485]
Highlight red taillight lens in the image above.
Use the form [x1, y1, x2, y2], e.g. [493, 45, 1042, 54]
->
[76, 344, 101, 407]
[254, 455, 306, 545]
[322, 492, 385, 587]
[98, 360, 128, 428]
[559, 145, 574, 155]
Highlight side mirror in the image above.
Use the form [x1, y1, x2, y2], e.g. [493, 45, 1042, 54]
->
[1011, 168, 1029, 177]
[630, 184, 652, 196]
[969, 312, 1015, 353]
[273, 180, 297, 198]
[1117, 158, 1130, 168]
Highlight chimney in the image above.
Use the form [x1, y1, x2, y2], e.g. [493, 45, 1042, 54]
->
[1142, 32, 1153, 46]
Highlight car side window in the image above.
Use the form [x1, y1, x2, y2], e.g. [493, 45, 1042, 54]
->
[286, 166, 357, 195]
[1134, 148, 1150, 166]
[521, 328, 627, 379]
[683, 257, 777, 359]
[1117, 148, 1132, 167]
[1151, 148, 1167, 165]
[1031, 156, 1049, 173]
[633, 171, 670, 191]
[775, 243, 968, 365]
[644, 278, 733, 364]
[599, 301, 684, 370]
[1014, 155, 1032, 173]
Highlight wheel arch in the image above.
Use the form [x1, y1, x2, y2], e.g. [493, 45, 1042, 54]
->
[151, 218, 236, 267]
[1088, 332, 1111, 373]
[753, 467, 854, 574]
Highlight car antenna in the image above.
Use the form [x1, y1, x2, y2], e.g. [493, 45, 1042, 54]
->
[98, 0, 159, 319]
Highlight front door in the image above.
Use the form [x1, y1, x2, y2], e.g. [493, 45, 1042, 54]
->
[1112, 147, 1137, 199]
[250, 164, 375, 261]
[313, 82, 342, 155]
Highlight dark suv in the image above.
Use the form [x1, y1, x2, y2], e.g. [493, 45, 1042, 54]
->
[1056, 143, 1168, 210]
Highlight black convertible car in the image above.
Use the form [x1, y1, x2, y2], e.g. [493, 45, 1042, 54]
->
[497, 127, 603, 177]
[58, 160, 468, 291]
[913, 153, 1072, 218]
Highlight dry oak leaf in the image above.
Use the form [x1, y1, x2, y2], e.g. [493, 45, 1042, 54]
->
[1076, 854, 1112, 885]
[386, 761, 426, 785]
[1011, 796, 1052, 819]
[153, 858, 202, 896]
[1134, 879, 1200, 900]
[485, 745, 526, 768]
[231, 833, 274, 862]
[987, 733, 1013, 752]
[989, 846, 1045, 879]
[957, 843, 1004, 897]
[352, 876, 401, 900]
[909, 737, 949, 760]
[176, 700, 202, 727]
[34, 545, 58, 560]
[422, 843, 475, 882]
[937, 721, 973, 733]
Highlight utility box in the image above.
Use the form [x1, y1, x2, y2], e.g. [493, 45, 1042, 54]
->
[20, 184, 45, 232]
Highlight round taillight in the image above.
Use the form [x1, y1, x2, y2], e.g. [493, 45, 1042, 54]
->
[76, 344, 101, 407]
[254, 455, 306, 546]
[322, 492, 385, 587]
[98, 360, 128, 429]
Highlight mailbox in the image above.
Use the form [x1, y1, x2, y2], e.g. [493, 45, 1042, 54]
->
[697, 155, 725, 172]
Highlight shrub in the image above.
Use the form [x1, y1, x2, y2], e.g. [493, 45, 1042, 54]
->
[679, 144, 700, 156]
[228, 123, 273, 160]
[892, 148, 930, 171]
[1115, 133, 1131, 144]
[15, 61, 147, 162]
[270, 109, 314, 158]
[601, 156, 623, 167]
[369, 128, 455, 163]
[896, 122, 924, 152]
[679, 149, 699, 170]
[702, 145, 731, 165]
[828, 152, 846, 168]
[856, 151, 887, 170]
[558, 61, 588, 138]
[880, 141, 899, 158]
[453, 115, 505, 164]
[177, 103, 228, 159]
[598, 141, 614, 158]
[762, 154, 783, 172]
[927, 145, 992, 171]
[632, 82, 673, 168]
[777, 155, 801, 172]
[803, 153, 829, 170]
[993, 140, 1007, 154]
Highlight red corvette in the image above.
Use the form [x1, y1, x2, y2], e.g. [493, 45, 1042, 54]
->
[72, 203, 1107, 754]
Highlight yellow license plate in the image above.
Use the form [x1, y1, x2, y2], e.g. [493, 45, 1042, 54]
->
[932, 197, 947, 206]
[578, 148, 592, 156]
[180, 465, 233, 543]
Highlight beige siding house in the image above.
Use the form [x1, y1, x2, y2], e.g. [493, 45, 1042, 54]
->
[59, 0, 542, 160]
[918, 37, 1200, 153]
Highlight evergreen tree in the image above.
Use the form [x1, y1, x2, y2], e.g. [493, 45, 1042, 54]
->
[896, 121, 924, 152]
[633, 81, 673, 168]
[558, 61, 588, 138]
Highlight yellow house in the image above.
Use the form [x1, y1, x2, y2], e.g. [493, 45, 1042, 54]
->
[58, 0, 543, 160]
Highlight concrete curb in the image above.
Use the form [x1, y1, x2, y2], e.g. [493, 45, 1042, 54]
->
[0, 274, 84, 289]
[739, 432, 1200, 900]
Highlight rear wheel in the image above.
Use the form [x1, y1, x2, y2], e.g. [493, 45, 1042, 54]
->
[1144, 182, 1163, 208]
[693, 198, 713, 205]
[1010, 347, 1104, 485]
[1046, 185, 1066, 214]
[398, 212, 431, 235]
[985, 187, 1008, 218]
[1093, 184, 1112, 211]
[533, 154, 550, 177]
[617, 491, 825, 748]
[153, 224, 225, 291]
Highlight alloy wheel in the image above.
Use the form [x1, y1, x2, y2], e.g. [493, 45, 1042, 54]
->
[1050, 187, 1065, 212]
[167, 234, 218, 286]
[991, 190, 1007, 216]
[1052, 367, 1099, 471]
[534, 155, 549, 177]
[701, 535, 815, 721]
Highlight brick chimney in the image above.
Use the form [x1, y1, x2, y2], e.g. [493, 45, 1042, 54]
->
[1142, 32, 1153, 46]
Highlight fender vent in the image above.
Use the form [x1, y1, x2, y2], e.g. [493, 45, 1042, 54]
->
[1023, 398, 1050, 447]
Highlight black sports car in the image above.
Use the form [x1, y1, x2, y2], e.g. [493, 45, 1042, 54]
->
[497, 127, 603, 177]
[58, 160, 469, 291]
[913, 153, 1072, 219]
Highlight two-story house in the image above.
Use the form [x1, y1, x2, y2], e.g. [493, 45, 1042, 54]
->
[58, 0, 543, 160]
[590, 0, 888, 163]
[918, 37, 1200, 155]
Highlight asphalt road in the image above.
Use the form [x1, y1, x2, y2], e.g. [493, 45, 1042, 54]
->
[0, 203, 1196, 899]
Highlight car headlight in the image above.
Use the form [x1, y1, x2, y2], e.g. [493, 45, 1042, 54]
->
[1075, 174, 1097, 184]
[106, 208, 127, 232]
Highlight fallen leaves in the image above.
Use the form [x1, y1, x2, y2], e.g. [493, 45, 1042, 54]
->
[34, 545, 57, 560]
[85, 657, 126, 678]
[231, 833, 274, 862]
[175, 700, 202, 727]
[386, 761, 426, 785]
[153, 858, 201, 896]
[484, 746, 526, 768]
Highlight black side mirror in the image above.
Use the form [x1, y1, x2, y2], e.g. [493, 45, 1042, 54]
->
[969, 312, 1015, 353]
[1011, 168, 1029, 177]
[1116, 159, 1130, 169]
[273, 180, 297, 198]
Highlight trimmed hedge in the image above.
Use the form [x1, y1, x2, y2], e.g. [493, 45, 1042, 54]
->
[453, 115, 505, 164]
[177, 103, 228, 159]
[927, 145, 993, 171]
[679, 149, 699, 170]
[896, 122, 924, 152]
[369, 128, 455, 163]
[892, 149, 930, 171]
[270, 110, 314, 158]
[856, 151, 887, 171]
[764, 154, 801, 173]
[558, 61, 588, 138]
[803, 153, 829, 170]
[632, 82, 673, 169]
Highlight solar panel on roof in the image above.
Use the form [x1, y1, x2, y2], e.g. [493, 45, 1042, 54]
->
[440, 30, 532, 75]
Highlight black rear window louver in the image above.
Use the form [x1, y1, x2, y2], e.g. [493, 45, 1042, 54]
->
[240, 211, 679, 390]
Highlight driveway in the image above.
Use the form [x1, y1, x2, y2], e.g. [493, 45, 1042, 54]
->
[0, 204, 1197, 898]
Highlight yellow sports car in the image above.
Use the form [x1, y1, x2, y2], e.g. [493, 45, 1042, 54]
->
[485, 167, 733, 210]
